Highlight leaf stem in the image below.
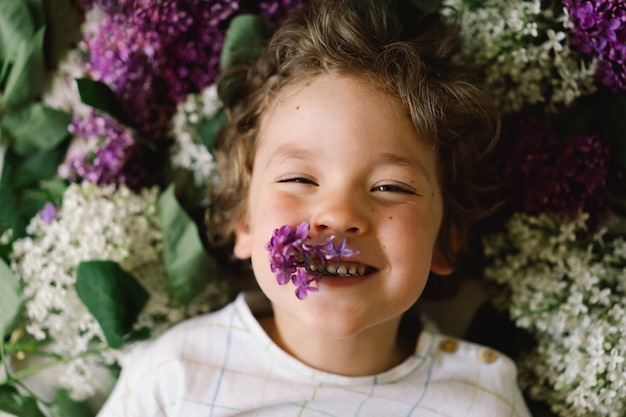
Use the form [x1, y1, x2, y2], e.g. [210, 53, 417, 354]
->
[0, 344, 109, 384]
[0, 336, 11, 378]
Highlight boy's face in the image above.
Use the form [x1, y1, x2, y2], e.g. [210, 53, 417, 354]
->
[234, 74, 451, 339]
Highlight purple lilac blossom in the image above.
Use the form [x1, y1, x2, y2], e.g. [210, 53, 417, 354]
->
[564, 0, 626, 92]
[256, 0, 303, 22]
[61, 112, 145, 189]
[265, 221, 359, 300]
[503, 117, 611, 224]
[81, 0, 303, 142]
[75, 1, 302, 190]
[39, 202, 58, 224]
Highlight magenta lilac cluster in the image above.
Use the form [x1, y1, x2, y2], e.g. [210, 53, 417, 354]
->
[265, 221, 358, 300]
[81, 1, 238, 141]
[563, 0, 626, 92]
[80, 0, 302, 141]
[503, 117, 611, 224]
[62, 112, 145, 189]
[73, 0, 301, 189]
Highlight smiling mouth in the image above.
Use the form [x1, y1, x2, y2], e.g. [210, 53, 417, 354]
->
[310, 262, 376, 277]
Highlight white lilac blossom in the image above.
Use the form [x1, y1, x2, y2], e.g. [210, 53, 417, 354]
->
[441, 0, 598, 113]
[482, 212, 626, 416]
[41, 49, 91, 118]
[9, 182, 221, 400]
[169, 84, 221, 194]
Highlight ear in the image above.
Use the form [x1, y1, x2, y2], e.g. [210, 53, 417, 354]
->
[430, 223, 461, 276]
[430, 248, 454, 276]
[233, 220, 253, 259]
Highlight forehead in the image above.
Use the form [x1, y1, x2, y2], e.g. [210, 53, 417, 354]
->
[254, 73, 441, 177]
[269, 73, 399, 112]
[259, 73, 414, 139]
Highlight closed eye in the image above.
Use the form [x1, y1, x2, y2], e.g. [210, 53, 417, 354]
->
[277, 177, 318, 185]
[371, 184, 416, 195]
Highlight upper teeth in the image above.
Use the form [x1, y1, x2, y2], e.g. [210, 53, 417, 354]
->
[325, 263, 368, 276]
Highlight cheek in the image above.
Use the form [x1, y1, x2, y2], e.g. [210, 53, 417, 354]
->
[248, 195, 302, 257]
[252, 192, 305, 231]
[383, 209, 440, 262]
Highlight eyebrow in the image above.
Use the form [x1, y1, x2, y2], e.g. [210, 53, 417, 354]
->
[265, 144, 317, 170]
[375, 152, 433, 184]
[266, 145, 432, 184]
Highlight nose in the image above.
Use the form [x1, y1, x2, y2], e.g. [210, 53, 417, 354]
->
[310, 190, 369, 236]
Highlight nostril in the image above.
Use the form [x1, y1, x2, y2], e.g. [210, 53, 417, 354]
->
[315, 224, 329, 231]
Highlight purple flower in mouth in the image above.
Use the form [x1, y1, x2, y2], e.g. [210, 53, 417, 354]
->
[265, 221, 360, 300]
[293, 268, 319, 300]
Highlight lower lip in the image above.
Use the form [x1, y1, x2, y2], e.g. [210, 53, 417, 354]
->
[317, 273, 373, 288]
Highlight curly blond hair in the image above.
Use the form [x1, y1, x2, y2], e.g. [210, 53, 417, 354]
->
[207, 0, 501, 268]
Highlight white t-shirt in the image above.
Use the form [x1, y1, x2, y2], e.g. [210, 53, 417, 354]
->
[98, 292, 531, 417]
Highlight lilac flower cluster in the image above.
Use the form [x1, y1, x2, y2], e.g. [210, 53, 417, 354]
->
[564, 0, 626, 92]
[265, 221, 358, 300]
[81, 0, 302, 141]
[61, 112, 145, 189]
[73, 0, 302, 190]
[503, 117, 611, 224]
[256, 0, 303, 22]
[82, 1, 234, 141]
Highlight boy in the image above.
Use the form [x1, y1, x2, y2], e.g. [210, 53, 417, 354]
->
[98, 0, 531, 415]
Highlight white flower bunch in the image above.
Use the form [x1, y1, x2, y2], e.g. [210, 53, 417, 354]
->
[483, 212, 626, 416]
[441, 0, 597, 113]
[9, 182, 218, 400]
[169, 84, 221, 193]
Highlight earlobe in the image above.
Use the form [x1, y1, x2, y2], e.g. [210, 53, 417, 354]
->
[430, 250, 454, 276]
[430, 225, 460, 276]
[233, 221, 253, 259]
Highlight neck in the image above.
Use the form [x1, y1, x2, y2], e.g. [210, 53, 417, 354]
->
[259, 310, 416, 376]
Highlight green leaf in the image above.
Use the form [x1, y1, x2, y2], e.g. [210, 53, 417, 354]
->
[0, 257, 22, 338]
[39, 178, 69, 202]
[0, 144, 68, 242]
[0, 1, 35, 64]
[2, 26, 45, 109]
[76, 78, 130, 126]
[48, 390, 94, 417]
[42, 0, 84, 66]
[0, 185, 22, 243]
[220, 14, 275, 72]
[199, 107, 228, 150]
[0, 189, 49, 242]
[2, 103, 71, 155]
[158, 185, 213, 305]
[0, 385, 45, 417]
[22, 0, 44, 29]
[4, 142, 68, 190]
[19, 187, 53, 218]
[76, 261, 149, 349]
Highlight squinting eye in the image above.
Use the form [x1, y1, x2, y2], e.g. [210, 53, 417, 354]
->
[372, 184, 415, 194]
[277, 177, 317, 185]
